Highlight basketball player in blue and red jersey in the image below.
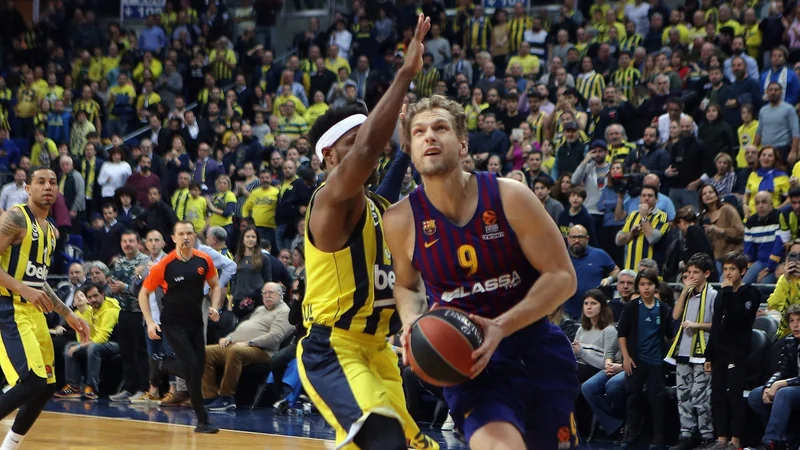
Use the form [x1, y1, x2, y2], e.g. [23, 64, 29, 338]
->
[384, 95, 581, 450]
[296, 14, 439, 450]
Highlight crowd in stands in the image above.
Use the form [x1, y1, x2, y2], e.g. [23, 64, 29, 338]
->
[1, 0, 800, 447]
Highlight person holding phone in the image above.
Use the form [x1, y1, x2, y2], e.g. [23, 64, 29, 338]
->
[765, 240, 800, 338]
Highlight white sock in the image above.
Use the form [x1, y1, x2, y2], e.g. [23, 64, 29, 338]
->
[1, 431, 24, 450]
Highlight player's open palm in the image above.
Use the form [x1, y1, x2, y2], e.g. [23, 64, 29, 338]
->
[403, 14, 431, 76]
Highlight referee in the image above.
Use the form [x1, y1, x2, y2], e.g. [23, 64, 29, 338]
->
[139, 221, 223, 433]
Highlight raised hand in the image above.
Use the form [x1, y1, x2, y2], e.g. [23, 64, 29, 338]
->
[402, 14, 432, 76]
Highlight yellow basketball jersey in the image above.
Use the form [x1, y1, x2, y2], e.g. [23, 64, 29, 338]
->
[0, 204, 56, 302]
[303, 187, 401, 338]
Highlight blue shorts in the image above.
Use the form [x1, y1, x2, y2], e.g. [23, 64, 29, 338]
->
[443, 320, 579, 449]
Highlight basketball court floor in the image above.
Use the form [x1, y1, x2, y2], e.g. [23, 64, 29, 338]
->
[0, 400, 617, 449]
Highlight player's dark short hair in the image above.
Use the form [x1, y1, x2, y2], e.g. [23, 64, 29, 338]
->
[28, 166, 54, 183]
[722, 251, 748, 272]
[307, 104, 369, 151]
[686, 253, 714, 274]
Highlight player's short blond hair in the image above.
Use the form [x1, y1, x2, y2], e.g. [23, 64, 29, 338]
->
[404, 95, 467, 142]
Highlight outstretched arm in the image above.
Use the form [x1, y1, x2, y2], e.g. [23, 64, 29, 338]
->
[320, 15, 430, 204]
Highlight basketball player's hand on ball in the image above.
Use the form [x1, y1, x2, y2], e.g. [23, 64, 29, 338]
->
[66, 313, 90, 344]
[402, 14, 431, 76]
[400, 320, 416, 366]
[147, 322, 162, 340]
[468, 314, 505, 378]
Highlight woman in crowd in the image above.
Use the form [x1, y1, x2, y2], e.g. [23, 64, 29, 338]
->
[744, 146, 790, 217]
[703, 152, 737, 198]
[737, 104, 758, 168]
[487, 154, 504, 176]
[230, 226, 273, 321]
[207, 175, 238, 249]
[699, 184, 745, 277]
[465, 88, 488, 132]
[553, 173, 574, 208]
[291, 243, 305, 281]
[573, 289, 618, 382]
[698, 104, 736, 173]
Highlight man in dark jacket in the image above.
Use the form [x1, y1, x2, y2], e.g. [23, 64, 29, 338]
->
[58, 155, 86, 233]
[666, 116, 705, 211]
[134, 186, 178, 251]
[748, 304, 800, 449]
[553, 121, 587, 179]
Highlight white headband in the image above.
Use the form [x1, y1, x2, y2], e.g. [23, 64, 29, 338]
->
[314, 114, 367, 162]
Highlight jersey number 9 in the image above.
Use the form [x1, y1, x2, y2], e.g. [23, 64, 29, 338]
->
[457, 244, 478, 276]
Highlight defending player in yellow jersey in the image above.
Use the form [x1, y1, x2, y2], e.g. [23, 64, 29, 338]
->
[297, 14, 439, 450]
[0, 166, 89, 450]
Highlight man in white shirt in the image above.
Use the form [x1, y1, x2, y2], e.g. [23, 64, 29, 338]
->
[658, 97, 697, 143]
[0, 167, 29, 213]
[329, 19, 352, 59]
[625, 0, 651, 35]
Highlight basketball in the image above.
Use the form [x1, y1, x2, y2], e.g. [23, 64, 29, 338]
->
[407, 307, 484, 387]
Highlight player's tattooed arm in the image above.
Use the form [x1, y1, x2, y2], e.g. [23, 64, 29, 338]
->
[0, 207, 26, 242]
[42, 282, 74, 318]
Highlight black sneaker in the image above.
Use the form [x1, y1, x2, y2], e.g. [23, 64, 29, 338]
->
[670, 437, 699, 450]
[194, 422, 220, 434]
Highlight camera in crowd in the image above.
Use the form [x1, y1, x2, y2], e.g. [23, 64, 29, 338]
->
[610, 171, 645, 197]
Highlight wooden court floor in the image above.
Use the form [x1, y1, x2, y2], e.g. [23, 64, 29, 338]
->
[0, 411, 337, 449]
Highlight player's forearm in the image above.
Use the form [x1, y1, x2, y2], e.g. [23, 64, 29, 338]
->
[42, 283, 74, 318]
[495, 268, 576, 337]
[394, 284, 429, 325]
[351, 69, 415, 161]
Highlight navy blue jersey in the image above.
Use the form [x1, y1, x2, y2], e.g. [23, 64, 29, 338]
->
[408, 172, 540, 319]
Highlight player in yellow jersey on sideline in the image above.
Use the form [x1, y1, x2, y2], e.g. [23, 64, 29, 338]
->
[0, 166, 89, 450]
[297, 14, 439, 450]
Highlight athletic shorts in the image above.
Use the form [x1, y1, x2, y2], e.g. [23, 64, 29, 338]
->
[443, 320, 580, 449]
[0, 297, 56, 386]
[297, 325, 439, 450]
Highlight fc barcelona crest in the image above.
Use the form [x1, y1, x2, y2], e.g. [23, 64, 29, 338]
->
[422, 220, 437, 236]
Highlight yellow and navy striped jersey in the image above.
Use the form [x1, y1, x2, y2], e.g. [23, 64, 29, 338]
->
[619, 34, 642, 53]
[303, 186, 400, 338]
[74, 98, 102, 125]
[414, 67, 440, 98]
[610, 66, 642, 100]
[0, 205, 57, 303]
[277, 114, 309, 141]
[466, 16, 492, 51]
[608, 141, 637, 162]
[172, 187, 190, 220]
[577, 72, 606, 101]
[508, 16, 532, 53]
[527, 110, 547, 144]
[621, 209, 670, 270]
[209, 49, 237, 82]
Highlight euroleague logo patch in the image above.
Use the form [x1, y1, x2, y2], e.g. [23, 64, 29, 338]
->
[197, 267, 205, 276]
[481, 210, 504, 240]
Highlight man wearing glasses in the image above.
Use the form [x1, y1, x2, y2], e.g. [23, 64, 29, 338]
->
[566, 225, 620, 319]
[201, 282, 291, 412]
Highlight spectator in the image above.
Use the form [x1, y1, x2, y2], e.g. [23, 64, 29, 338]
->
[747, 304, 800, 450]
[566, 224, 619, 318]
[666, 116, 705, 211]
[616, 185, 671, 270]
[98, 147, 132, 201]
[699, 184, 745, 275]
[665, 253, 717, 449]
[54, 283, 121, 400]
[553, 121, 586, 179]
[126, 155, 161, 208]
[618, 269, 674, 448]
[744, 191, 782, 284]
[534, 176, 564, 222]
[754, 82, 800, 164]
[230, 227, 274, 320]
[572, 140, 611, 223]
[766, 240, 800, 338]
[573, 289, 619, 382]
[705, 251, 760, 450]
[557, 186, 598, 247]
[0, 167, 28, 213]
[667, 206, 716, 282]
[744, 146, 790, 217]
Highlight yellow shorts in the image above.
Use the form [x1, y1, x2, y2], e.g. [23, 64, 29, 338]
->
[297, 325, 439, 450]
[0, 297, 56, 386]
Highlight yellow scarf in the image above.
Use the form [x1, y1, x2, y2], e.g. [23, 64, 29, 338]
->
[666, 283, 709, 364]
[82, 158, 95, 199]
